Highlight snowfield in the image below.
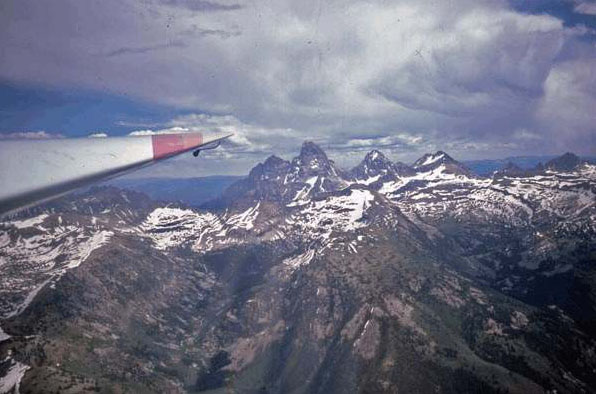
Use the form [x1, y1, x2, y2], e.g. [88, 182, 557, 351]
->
[140, 189, 378, 253]
[137, 163, 595, 259]
[289, 189, 375, 236]
[0, 219, 113, 319]
[0, 358, 29, 394]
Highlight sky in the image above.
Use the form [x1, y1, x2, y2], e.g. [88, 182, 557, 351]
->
[0, 0, 595, 176]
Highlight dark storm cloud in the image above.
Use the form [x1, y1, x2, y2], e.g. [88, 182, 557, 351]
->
[0, 0, 594, 175]
[104, 40, 188, 57]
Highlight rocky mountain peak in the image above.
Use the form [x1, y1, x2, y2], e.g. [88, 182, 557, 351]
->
[263, 155, 288, 168]
[290, 141, 339, 179]
[216, 143, 344, 208]
[413, 151, 454, 169]
[350, 149, 416, 182]
[364, 150, 391, 166]
[413, 150, 472, 176]
[545, 152, 584, 172]
[247, 155, 290, 182]
[299, 141, 328, 161]
[351, 150, 394, 180]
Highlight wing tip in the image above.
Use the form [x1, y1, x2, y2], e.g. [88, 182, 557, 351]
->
[151, 132, 233, 160]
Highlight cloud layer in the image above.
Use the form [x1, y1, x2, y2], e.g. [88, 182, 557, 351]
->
[0, 0, 594, 173]
[0, 131, 64, 140]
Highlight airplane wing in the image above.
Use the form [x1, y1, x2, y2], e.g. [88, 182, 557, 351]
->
[0, 132, 232, 216]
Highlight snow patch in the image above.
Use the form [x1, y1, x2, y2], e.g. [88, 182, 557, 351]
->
[291, 189, 375, 238]
[355, 174, 380, 186]
[141, 207, 223, 250]
[0, 327, 10, 342]
[9, 214, 48, 229]
[0, 358, 29, 394]
[66, 230, 112, 269]
[0, 222, 113, 318]
[283, 249, 315, 271]
[227, 202, 260, 230]
[418, 153, 445, 167]
[288, 177, 319, 206]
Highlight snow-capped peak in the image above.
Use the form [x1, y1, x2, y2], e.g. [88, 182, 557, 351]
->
[413, 151, 450, 169]
[366, 150, 385, 162]
[364, 150, 392, 166]
[350, 149, 411, 183]
[412, 151, 472, 177]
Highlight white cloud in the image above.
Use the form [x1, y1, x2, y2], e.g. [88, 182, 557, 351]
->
[335, 134, 423, 150]
[0, 131, 63, 139]
[536, 58, 596, 152]
[128, 127, 190, 136]
[574, 1, 596, 15]
[88, 132, 108, 138]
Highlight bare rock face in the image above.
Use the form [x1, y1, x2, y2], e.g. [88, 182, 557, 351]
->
[350, 150, 415, 186]
[1, 148, 595, 393]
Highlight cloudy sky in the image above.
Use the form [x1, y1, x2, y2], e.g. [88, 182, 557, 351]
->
[0, 0, 595, 176]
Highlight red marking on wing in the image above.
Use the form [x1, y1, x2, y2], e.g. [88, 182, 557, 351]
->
[152, 133, 203, 160]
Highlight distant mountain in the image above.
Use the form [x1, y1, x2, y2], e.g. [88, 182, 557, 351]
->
[107, 175, 243, 206]
[491, 161, 550, 178]
[465, 155, 596, 176]
[350, 150, 414, 184]
[545, 152, 586, 172]
[1, 146, 595, 393]
[413, 150, 474, 176]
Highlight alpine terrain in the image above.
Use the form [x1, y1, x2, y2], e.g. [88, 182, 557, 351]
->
[1, 142, 595, 393]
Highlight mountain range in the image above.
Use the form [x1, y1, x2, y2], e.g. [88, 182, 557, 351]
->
[104, 155, 596, 207]
[0, 142, 595, 393]
[107, 176, 243, 207]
